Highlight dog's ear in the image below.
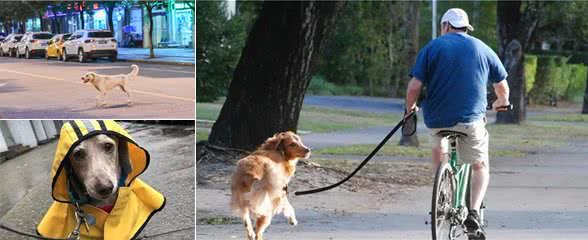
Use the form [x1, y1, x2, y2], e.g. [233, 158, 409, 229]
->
[117, 138, 132, 179]
[261, 133, 285, 155]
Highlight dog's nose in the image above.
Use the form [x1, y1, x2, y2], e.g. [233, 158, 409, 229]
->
[305, 148, 311, 153]
[96, 181, 114, 196]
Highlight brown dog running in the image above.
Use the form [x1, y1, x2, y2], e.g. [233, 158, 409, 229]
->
[230, 131, 311, 240]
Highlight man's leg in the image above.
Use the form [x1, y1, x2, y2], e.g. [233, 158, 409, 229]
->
[458, 120, 489, 238]
[431, 134, 448, 173]
[470, 159, 489, 211]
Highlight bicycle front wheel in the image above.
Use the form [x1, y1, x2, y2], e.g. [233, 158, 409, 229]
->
[431, 162, 454, 240]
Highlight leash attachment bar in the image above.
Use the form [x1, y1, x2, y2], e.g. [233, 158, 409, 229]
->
[294, 111, 416, 196]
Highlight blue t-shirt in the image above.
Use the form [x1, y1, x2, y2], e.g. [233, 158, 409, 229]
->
[409, 32, 508, 128]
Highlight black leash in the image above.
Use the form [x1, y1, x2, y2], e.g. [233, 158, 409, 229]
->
[0, 223, 69, 240]
[294, 111, 416, 196]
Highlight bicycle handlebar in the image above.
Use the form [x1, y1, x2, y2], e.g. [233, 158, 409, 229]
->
[487, 104, 513, 112]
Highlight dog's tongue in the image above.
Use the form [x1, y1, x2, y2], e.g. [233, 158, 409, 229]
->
[99, 205, 114, 213]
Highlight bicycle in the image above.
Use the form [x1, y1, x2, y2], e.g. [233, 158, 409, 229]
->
[430, 105, 512, 240]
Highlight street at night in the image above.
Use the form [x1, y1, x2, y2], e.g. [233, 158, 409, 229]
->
[0, 57, 195, 118]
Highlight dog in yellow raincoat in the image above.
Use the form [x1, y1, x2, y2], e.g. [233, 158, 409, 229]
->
[37, 120, 165, 239]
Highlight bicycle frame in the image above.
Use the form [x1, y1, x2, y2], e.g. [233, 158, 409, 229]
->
[448, 144, 471, 210]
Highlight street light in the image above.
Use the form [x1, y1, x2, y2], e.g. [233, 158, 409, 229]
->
[432, 0, 437, 39]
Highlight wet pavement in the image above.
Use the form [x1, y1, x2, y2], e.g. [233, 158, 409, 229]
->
[0, 121, 195, 239]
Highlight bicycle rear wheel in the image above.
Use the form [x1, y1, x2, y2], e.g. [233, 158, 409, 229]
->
[432, 162, 454, 240]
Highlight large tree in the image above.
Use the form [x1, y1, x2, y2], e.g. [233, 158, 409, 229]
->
[208, 1, 345, 150]
[495, 1, 541, 124]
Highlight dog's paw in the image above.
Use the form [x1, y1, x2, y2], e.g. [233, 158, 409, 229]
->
[247, 232, 256, 240]
[288, 217, 298, 226]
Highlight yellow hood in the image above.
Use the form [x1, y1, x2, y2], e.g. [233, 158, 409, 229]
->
[37, 120, 165, 240]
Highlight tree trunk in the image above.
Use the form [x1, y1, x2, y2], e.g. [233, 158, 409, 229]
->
[582, 72, 588, 114]
[399, 0, 420, 147]
[495, 1, 539, 124]
[106, 5, 115, 31]
[80, 8, 85, 29]
[208, 1, 344, 150]
[146, 4, 155, 58]
[51, 9, 60, 33]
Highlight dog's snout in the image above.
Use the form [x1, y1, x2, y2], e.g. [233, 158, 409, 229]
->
[96, 181, 114, 197]
[304, 148, 311, 153]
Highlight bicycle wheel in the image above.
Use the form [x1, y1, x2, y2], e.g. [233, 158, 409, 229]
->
[432, 162, 454, 240]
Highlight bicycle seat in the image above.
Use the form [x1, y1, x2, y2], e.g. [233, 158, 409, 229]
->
[435, 130, 468, 138]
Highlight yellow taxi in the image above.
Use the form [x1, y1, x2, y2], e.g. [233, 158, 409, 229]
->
[45, 33, 71, 60]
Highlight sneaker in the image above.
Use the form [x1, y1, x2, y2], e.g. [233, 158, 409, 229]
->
[464, 210, 486, 240]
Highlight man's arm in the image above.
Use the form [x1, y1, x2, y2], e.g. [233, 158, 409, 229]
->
[405, 77, 423, 115]
[492, 79, 510, 109]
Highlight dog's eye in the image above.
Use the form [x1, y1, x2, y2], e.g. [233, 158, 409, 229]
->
[73, 150, 85, 160]
[290, 143, 296, 147]
[104, 143, 114, 152]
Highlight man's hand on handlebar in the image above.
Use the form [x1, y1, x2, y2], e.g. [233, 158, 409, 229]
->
[491, 99, 511, 112]
[404, 106, 419, 119]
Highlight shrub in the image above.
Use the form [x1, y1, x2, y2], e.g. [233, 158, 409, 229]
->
[524, 55, 538, 94]
[565, 64, 588, 101]
[307, 75, 365, 96]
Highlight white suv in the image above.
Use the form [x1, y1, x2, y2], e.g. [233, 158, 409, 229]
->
[62, 30, 117, 63]
[16, 32, 53, 59]
[0, 34, 23, 57]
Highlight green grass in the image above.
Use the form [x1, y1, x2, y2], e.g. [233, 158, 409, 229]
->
[196, 103, 400, 133]
[527, 113, 588, 122]
[196, 103, 222, 121]
[315, 144, 526, 158]
[487, 122, 588, 148]
[196, 129, 209, 142]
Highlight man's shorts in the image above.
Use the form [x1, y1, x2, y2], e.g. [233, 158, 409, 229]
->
[429, 118, 489, 164]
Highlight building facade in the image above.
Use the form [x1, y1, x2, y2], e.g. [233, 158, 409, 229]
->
[26, 1, 194, 49]
[0, 121, 62, 162]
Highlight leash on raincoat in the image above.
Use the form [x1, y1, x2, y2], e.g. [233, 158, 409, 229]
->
[294, 110, 417, 196]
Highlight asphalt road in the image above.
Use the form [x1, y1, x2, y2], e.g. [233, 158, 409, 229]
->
[0, 57, 195, 119]
[0, 121, 195, 239]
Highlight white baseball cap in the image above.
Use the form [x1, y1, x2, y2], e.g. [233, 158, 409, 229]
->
[441, 8, 474, 31]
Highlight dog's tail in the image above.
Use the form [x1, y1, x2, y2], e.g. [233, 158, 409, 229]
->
[129, 64, 139, 78]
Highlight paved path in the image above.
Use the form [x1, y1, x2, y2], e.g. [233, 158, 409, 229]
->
[198, 95, 588, 239]
[0, 57, 195, 118]
[304, 95, 405, 114]
[0, 122, 195, 239]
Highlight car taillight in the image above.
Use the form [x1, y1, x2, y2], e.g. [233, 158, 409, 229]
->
[30, 40, 37, 43]
[84, 39, 95, 43]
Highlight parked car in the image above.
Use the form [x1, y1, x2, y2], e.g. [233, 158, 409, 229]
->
[0, 34, 23, 57]
[45, 33, 71, 60]
[15, 32, 53, 59]
[62, 30, 117, 63]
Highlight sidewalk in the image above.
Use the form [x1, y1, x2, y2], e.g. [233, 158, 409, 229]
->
[118, 48, 195, 66]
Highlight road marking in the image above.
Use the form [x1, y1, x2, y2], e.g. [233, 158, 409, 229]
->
[0, 69, 195, 102]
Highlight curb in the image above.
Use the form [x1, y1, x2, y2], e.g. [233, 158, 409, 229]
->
[118, 58, 195, 66]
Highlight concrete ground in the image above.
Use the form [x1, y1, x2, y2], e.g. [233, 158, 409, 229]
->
[0, 121, 195, 239]
[118, 48, 195, 65]
[0, 57, 195, 119]
[197, 95, 588, 239]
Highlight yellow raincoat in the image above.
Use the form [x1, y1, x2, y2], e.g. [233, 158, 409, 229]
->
[37, 120, 165, 240]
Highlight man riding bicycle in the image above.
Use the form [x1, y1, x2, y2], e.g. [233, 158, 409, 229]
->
[403, 8, 510, 239]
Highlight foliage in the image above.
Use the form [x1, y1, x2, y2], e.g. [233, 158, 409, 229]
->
[524, 55, 538, 94]
[196, 1, 248, 102]
[529, 55, 587, 104]
[307, 75, 363, 96]
[565, 64, 588, 101]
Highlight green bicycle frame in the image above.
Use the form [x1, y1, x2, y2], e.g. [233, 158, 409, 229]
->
[449, 146, 471, 209]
